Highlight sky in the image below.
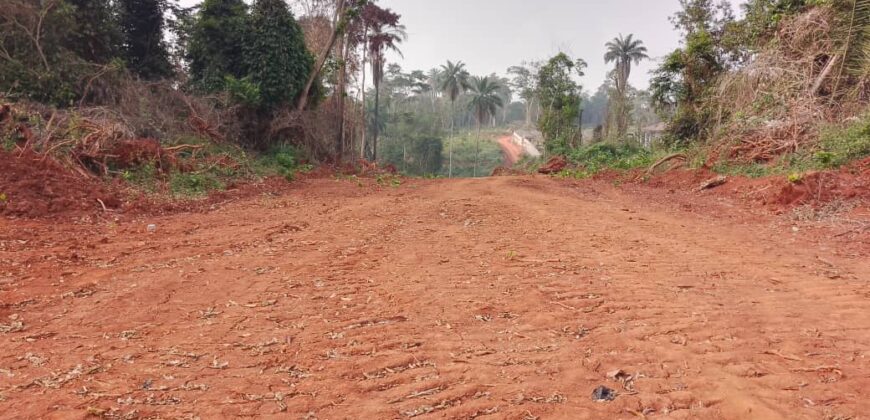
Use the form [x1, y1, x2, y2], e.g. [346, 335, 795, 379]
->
[376, 0, 745, 91]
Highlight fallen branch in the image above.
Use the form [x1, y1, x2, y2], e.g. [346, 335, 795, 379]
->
[163, 144, 205, 153]
[647, 153, 687, 174]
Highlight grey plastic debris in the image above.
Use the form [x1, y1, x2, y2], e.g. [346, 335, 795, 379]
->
[591, 385, 616, 402]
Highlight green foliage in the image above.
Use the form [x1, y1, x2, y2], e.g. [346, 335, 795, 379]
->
[121, 162, 159, 191]
[0, 0, 125, 106]
[604, 34, 649, 138]
[187, 0, 250, 92]
[382, 136, 444, 176]
[443, 133, 503, 178]
[468, 76, 505, 126]
[815, 114, 870, 167]
[788, 172, 804, 183]
[568, 143, 654, 172]
[253, 144, 303, 180]
[439, 60, 471, 103]
[246, 0, 313, 108]
[66, 0, 123, 63]
[170, 172, 224, 197]
[536, 53, 584, 154]
[376, 174, 402, 187]
[740, 0, 818, 46]
[224, 75, 262, 106]
[118, 0, 173, 80]
[653, 0, 736, 144]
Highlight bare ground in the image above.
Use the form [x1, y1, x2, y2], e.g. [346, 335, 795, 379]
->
[0, 176, 868, 419]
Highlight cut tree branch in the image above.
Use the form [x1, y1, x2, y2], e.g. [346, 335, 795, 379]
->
[296, 0, 348, 111]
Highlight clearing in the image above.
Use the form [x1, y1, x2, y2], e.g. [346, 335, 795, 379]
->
[0, 176, 868, 419]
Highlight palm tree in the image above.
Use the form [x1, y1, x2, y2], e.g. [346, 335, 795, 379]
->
[439, 60, 470, 178]
[367, 17, 406, 161]
[467, 76, 504, 177]
[604, 34, 648, 138]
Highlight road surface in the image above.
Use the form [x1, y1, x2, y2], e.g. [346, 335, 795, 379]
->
[0, 176, 867, 419]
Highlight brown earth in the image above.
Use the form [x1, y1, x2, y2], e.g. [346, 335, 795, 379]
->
[1, 174, 868, 419]
[0, 151, 122, 218]
[497, 135, 524, 166]
[0, 151, 296, 220]
[598, 156, 870, 213]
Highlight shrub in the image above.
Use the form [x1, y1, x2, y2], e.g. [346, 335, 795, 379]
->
[815, 115, 870, 168]
[169, 172, 224, 196]
[568, 143, 654, 172]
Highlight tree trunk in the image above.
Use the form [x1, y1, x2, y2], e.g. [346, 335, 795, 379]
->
[359, 29, 368, 160]
[335, 33, 349, 162]
[449, 100, 455, 178]
[297, 0, 347, 112]
[474, 119, 481, 177]
[372, 78, 380, 161]
[812, 54, 839, 96]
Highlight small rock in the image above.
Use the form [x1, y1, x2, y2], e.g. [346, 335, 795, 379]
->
[591, 385, 616, 402]
[146, 224, 157, 233]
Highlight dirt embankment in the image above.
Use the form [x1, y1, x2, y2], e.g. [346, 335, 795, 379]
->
[0, 151, 122, 218]
[596, 156, 870, 213]
[0, 150, 296, 220]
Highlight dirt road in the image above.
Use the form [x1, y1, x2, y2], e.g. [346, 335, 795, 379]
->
[1, 176, 868, 419]
[497, 136, 524, 166]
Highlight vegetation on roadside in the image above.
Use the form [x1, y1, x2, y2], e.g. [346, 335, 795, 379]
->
[1, 0, 867, 200]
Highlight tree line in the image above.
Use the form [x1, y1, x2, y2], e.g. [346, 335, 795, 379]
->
[3, 0, 863, 176]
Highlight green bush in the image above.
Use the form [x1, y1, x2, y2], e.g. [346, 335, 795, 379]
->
[253, 144, 302, 180]
[814, 116, 870, 168]
[568, 143, 654, 172]
[169, 172, 224, 196]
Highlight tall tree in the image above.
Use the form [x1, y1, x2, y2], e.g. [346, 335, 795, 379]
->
[604, 34, 648, 138]
[507, 61, 542, 126]
[439, 60, 470, 177]
[186, 0, 249, 92]
[118, 0, 173, 80]
[66, 0, 122, 64]
[536, 53, 585, 154]
[467, 76, 504, 177]
[245, 0, 313, 108]
[364, 4, 404, 161]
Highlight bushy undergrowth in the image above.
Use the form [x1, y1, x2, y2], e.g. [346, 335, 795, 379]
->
[814, 114, 870, 168]
[567, 143, 656, 173]
[442, 132, 504, 178]
[117, 141, 308, 197]
[711, 113, 870, 177]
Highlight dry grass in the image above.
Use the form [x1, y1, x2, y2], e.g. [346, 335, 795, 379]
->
[712, 7, 870, 164]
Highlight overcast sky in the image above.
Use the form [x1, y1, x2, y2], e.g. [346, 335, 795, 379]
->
[376, 0, 745, 91]
[179, 0, 745, 91]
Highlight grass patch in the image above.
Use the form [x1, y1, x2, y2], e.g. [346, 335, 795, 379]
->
[121, 162, 160, 192]
[814, 115, 870, 168]
[169, 172, 224, 197]
[252, 144, 308, 181]
[567, 143, 658, 172]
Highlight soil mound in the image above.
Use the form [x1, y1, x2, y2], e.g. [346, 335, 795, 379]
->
[0, 151, 120, 218]
[538, 156, 568, 174]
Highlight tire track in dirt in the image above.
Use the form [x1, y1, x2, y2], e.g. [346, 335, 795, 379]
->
[0, 176, 867, 419]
